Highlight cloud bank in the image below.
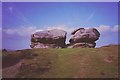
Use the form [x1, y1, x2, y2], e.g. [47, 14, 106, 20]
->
[4, 26, 38, 37]
[3, 25, 76, 37]
[96, 25, 119, 33]
[3, 25, 119, 37]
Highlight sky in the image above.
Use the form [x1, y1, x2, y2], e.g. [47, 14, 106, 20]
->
[2, 2, 119, 50]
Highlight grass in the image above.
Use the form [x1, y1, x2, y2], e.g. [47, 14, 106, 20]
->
[2, 45, 119, 78]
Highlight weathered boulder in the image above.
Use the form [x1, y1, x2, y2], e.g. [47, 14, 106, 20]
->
[69, 28, 100, 48]
[30, 29, 67, 48]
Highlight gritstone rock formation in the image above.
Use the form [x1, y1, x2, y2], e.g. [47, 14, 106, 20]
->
[68, 28, 100, 48]
[30, 29, 67, 48]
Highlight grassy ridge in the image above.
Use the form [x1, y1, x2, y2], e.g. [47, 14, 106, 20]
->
[2, 45, 119, 78]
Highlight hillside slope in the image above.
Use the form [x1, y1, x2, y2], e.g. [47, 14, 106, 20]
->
[2, 45, 119, 78]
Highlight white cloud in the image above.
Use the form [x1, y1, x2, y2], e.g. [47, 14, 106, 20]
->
[112, 25, 120, 32]
[46, 24, 119, 35]
[17, 27, 38, 36]
[95, 25, 111, 33]
[46, 25, 75, 33]
[95, 25, 119, 33]
[5, 29, 16, 34]
[3, 25, 119, 37]
[35, 29, 43, 32]
[4, 26, 40, 37]
[3, 25, 75, 37]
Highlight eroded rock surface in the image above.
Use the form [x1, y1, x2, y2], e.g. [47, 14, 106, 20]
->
[30, 29, 67, 48]
[68, 28, 100, 48]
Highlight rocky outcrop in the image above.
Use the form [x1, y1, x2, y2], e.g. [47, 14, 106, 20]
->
[30, 28, 100, 48]
[68, 28, 100, 48]
[30, 29, 67, 48]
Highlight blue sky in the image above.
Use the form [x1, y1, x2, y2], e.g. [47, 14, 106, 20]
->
[2, 2, 119, 50]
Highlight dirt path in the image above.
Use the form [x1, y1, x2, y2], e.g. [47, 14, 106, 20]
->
[2, 60, 24, 78]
